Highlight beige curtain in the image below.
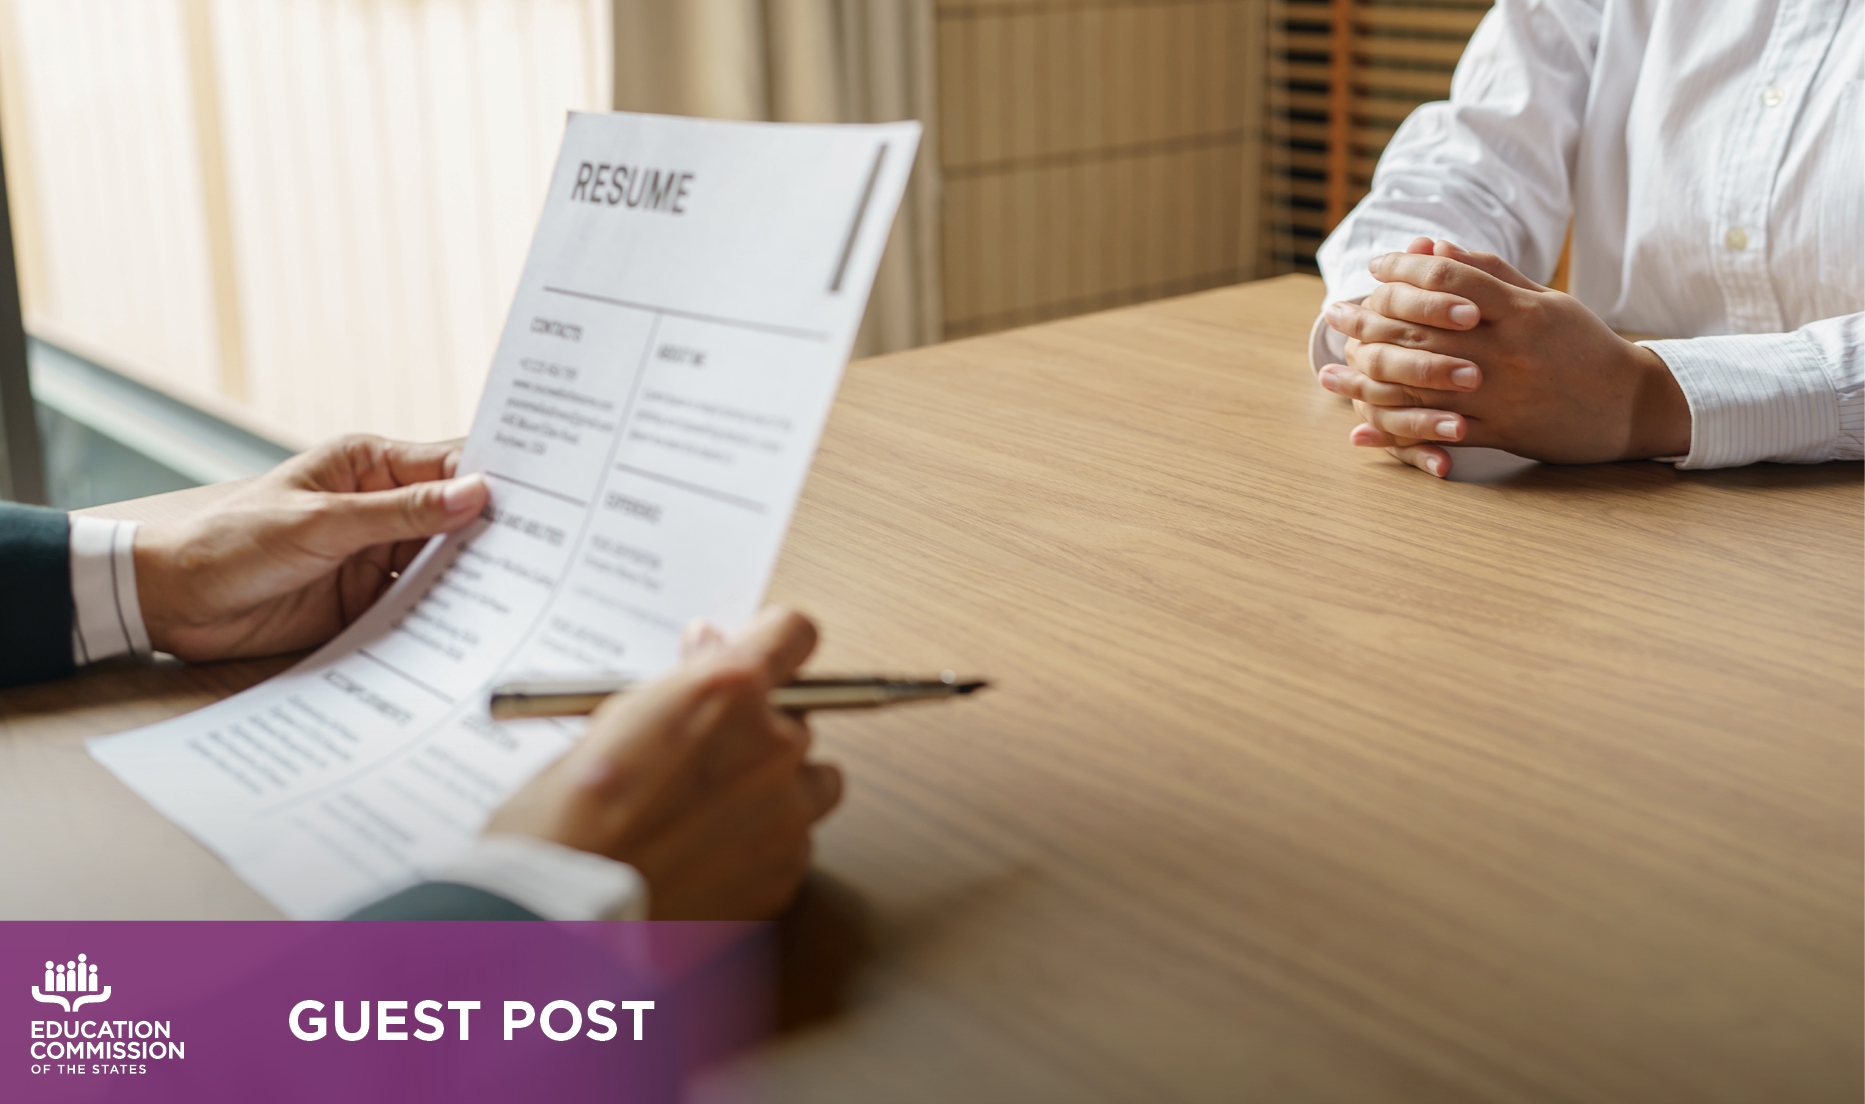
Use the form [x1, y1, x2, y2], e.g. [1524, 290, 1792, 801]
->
[0, 0, 613, 448]
[611, 0, 941, 356]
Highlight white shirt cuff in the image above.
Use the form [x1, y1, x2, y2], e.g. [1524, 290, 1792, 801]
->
[1642, 333, 1842, 469]
[434, 833, 648, 921]
[69, 516, 150, 666]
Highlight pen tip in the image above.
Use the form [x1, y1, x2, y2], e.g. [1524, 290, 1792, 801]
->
[953, 680, 988, 694]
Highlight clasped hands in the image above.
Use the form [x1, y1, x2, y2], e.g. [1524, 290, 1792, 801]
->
[1315, 238, 1692, 477]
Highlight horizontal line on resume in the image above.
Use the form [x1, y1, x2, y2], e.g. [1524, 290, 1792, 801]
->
[613, 464, 768, 513]
[485, 470, 589, 508]
[541, 287, 830, 342]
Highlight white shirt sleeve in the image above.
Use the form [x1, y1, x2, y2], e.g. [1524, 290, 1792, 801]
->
[68, 516, 151, 666]
[432, 833, 649, 921]
[1315, 0, 1598, 307]
[1644, 312, 1865, 468]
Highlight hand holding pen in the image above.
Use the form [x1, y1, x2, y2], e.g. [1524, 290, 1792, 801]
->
[490, 616, 990, 720]
[487, 606, 842, 918]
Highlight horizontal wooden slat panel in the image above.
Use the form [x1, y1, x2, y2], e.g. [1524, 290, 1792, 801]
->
[1277, 1, 1331, 20]
[1263, 1, 1491, 274]
[1263, 176, 1370, 206]
[1277, 176, 1328, 201]
[1357, 7, 1487, 33]
[1268, 146, 1328, 172]
[1273, 89, 1435, 125]
[1282, 120, 1402, 150]
[1281, 61, 1456, 97]
[1275, 207, 1331, 232]
[1264, 148, 1381, 179]
[1283, 32, 1475, 65]
[1281, 1, 1488, 34]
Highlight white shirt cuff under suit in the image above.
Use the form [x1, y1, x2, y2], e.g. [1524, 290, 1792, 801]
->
[69, 515, 151, 666]
[434, 833, 649, 921]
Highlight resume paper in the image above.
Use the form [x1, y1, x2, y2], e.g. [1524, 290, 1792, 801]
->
[90, 112, 920, 918]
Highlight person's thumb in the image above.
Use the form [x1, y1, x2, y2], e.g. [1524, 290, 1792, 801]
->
[680, 620, 728, 662]
[1433, 240, 1545, 291]
[311, 472, 488, 553]
[726, 605, 818, 686]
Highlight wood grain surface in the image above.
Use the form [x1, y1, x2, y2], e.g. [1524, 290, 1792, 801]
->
[3, 275, 1859, 1103]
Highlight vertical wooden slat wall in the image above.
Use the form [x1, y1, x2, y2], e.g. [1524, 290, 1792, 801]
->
[935, 0, 1263, 341]
[1263, 0, 1490, 275]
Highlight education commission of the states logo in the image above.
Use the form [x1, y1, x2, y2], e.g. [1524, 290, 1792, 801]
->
[28, 953, 187, 1074]
[31, 953, 111, 1012]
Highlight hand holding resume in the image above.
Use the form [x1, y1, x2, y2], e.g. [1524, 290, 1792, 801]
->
[89, 112, 921, 919]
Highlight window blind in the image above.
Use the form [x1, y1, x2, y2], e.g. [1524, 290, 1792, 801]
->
[1262, 0, 1490, 276]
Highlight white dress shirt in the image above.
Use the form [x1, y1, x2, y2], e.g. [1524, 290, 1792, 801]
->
[66, 517, 645, 921]
[1311, 0, 1863, 469]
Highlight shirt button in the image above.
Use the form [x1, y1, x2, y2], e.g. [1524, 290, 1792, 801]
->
[1761, 83, 1786, 107]
[1725, 227, 1749, 251]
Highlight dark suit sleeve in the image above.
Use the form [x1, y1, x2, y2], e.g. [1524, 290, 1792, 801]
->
[345, 881, 541, 920]
[0, 502, 73, 689]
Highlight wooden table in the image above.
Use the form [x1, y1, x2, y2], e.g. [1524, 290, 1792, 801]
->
[3, 275, 1858, 1102]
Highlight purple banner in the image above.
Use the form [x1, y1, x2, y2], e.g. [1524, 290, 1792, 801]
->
[3, 922, 774, 1103]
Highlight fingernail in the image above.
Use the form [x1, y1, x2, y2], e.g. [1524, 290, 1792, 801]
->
[1425, 457, 1444, 476]
[1450, 366, 1481, 389]
[1436, 419, 1461, 440]
[1448, 304, 1479, 327]
[1318, 368, 1338, 392]
[1350, 425, 1374, 445]
[442, 473, 485, 513]
[680, 619, 725, 659]
[1325, 303, 1342, 325]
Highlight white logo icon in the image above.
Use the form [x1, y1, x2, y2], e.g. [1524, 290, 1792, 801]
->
[32, 953, 111, 1012]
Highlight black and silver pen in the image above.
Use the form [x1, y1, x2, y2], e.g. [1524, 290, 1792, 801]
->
[489, 674, 990, 720]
